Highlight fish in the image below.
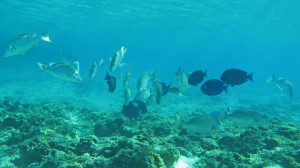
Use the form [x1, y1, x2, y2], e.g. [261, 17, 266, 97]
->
[210, 111, 223, 124]
[200, 79, 228, 96]
[61, 51, 78, 66]
[220, 68, 253, 86]
[188, 70, 207, 86]
[137, 72, 150, 92]
[4, 31, 51, 57]
[37, 61, 83, 82]
[110, 46, 127, 72]
[99, 58, 104, 67]
[105, 72, 117, 92]
[122, 100, 148, 118]
[266, 73, 294, 98]
[224, 109, 268, 126]
[123, 86, 131, 105]
[160, 82, 170, 96]
[152, 81, 163, 104]
[174, 66, 188, 92]
[134, 89, 151, 102]
[183, 115, 220, 136]
[89, 62, 98, 79]
[123, 66, 131, 87]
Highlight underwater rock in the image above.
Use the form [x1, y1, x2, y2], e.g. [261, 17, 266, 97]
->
[264, 138, 279, 150]
[14, 137, 52, 167]
[218, 127, 263, 157]
[199, 138, 219, 151]
[276, 125, 300, 140]
[122, 100, 148, 118]
[110, 138, 166, 168]
[94, 118, 124, 137]
[158, 147, 180, 167]
[74, 135, 100, 155]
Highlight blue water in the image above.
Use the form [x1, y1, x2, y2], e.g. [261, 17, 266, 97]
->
[0, 0, 299, 105]
[1, 1, 300, 167]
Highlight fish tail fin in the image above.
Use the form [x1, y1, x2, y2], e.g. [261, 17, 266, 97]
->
[41, 31, 51, 42]
[37, 62, 46, 71]
[223, 85, 229, 93]
[247, 72, 254, 82]
[266, 73, 276, 83]
[204, 70, 208, 77]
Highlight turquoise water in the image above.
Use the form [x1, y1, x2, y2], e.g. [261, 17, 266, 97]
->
[0, 0, 300, 167]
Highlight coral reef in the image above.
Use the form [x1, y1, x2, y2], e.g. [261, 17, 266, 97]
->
[0, 97, 299, 168]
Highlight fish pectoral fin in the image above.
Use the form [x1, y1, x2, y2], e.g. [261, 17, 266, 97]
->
[10, 45, 16, 52]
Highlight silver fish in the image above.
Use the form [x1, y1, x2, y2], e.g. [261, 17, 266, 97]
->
[174, 66, 188, 92]
[152, 80, 162, 105]
[4, 31, 51, 57]
[267, 73, 294, 98]
[137, 72, 150, 92]
[110, 46, 127, 72]
[37, 61, 83, 82]
[89, 62, 98, 79]
[123, 65, 131, 87]
[123, 86, 131, 105]
[134, 89, 151, 102]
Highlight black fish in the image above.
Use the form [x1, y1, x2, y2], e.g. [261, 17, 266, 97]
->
[105, 72, 116, 92]
[188, 70, 207, 86]
[122, 100, 148, 118]
[220, 68, 253, 86]
[200, 79, 228, 96]
[159, 82, 170, 96]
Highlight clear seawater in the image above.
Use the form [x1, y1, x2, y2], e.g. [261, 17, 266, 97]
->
[0, 0, 299, 167]
[1, 0, 300, 117]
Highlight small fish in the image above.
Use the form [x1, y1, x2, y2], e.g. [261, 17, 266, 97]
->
[137, 72, 150, 92]
[105, 72, 117, 93]
[267, 73, 294, 98]
[110, 46, 127, 72]
[4, 31, 51, 57]
[220, 68, 253, 86]
[188, 70, 207, 86]
[89, 62, 98, 79]
[123, 86, 131, 105]
[123, 66, 131, 87]
[37, 61, 82, 82]
[200, 79, 228, 96]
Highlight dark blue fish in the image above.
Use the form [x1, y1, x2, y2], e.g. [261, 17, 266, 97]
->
[122, 100, 148, 118]
[200, 79, 228, 96]
[188, 70, 207, 86]
[220, 68, 253, 86]
[105, 72, 116, 92]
